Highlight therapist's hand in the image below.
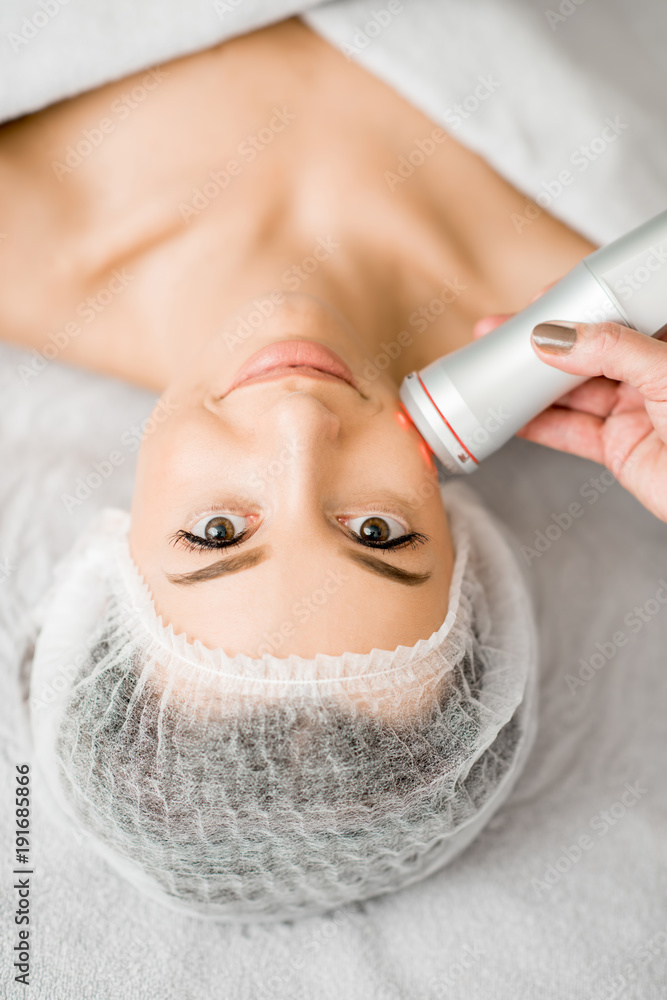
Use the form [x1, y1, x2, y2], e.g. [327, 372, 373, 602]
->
[474, 298, 667, 523]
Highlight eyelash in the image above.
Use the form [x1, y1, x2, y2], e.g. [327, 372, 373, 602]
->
[169, 527, 429, 555]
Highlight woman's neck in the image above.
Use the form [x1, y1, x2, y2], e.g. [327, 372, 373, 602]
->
[0, 19, 596, 392]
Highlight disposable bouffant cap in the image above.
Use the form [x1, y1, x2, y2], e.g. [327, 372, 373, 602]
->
[29, 481, 538, 922]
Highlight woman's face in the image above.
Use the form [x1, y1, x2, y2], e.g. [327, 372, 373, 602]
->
[129, 295, 454, 658]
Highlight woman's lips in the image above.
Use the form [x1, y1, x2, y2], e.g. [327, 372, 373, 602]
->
[224, 340, 359, 395]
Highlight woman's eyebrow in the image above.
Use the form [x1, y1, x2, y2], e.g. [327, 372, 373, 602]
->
[165, 544, 431, 587]
[342, 549, 432, 586]
[166, 546, 270, 584]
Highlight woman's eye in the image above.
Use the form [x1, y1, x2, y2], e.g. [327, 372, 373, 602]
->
[343, 514, 408, 544]
[169, 512, 256, 553]
[191, 513, 249, 543]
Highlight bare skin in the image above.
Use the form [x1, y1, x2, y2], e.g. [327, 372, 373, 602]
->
[0, 19, 596, 657]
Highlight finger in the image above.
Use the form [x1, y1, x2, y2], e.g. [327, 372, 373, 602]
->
[530, 320, 667, 401]
[517, 407, 607, 465]
[555, 375, 621, 417]
[535, 374, 645, 418]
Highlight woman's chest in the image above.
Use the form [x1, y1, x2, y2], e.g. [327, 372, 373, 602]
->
[0, 21, 594, 388]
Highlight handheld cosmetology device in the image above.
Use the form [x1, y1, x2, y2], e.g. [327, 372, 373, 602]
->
[400, 210, 667, 474]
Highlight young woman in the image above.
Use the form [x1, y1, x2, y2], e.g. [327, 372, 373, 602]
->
[0, 17, 595, 658]
[4, 17, 612, 920]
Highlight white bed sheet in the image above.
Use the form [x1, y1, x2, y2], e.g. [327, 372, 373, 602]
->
[1, 1, 666, 997]
[1, 349, 666, 1000]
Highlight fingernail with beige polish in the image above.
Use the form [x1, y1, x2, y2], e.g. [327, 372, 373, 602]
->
[531, 322, 578, 353]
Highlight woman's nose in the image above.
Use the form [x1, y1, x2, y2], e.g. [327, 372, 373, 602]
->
[257, 390, 342, 445]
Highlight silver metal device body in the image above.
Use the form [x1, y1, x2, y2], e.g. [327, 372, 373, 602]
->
[400, 210, 667, 474]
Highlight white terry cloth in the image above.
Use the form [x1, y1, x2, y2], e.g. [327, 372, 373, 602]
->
[0, 0, 667, 997]
[1, 0, 666, 243]
[0, 0, 322, 123]
[304, 0, 667, 243]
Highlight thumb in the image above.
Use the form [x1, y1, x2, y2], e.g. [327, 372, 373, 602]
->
[531, 320, 667, 400]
